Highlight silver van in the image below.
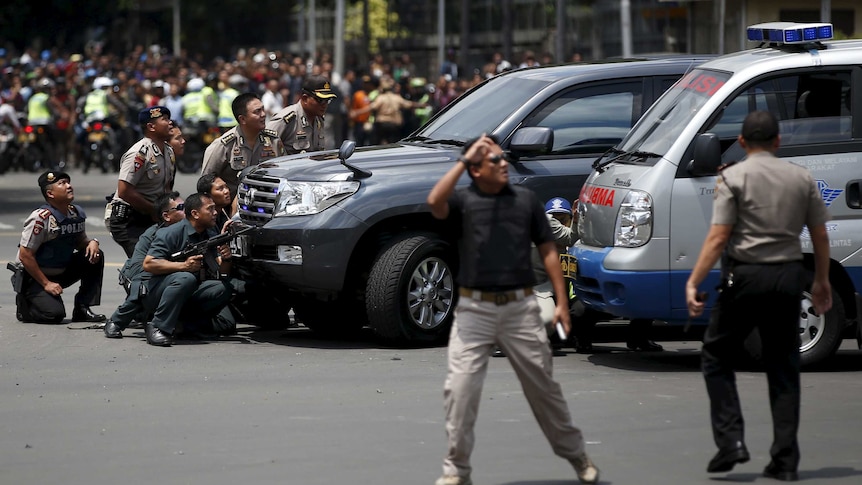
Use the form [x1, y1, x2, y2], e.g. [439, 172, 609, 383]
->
[572, 22, 862, 365]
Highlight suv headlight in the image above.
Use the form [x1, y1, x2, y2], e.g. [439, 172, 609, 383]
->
[614, 190, 652, 247]
[272, 180, 359, 216]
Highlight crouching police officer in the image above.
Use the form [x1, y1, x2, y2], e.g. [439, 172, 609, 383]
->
[10, 171, 105, 323]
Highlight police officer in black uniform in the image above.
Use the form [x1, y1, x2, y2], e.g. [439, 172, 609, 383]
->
[686, 111, 832, 481]
[12, 171, 105, 323]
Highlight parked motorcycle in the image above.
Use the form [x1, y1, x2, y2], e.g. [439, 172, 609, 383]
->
[81, 120, 118, 173]
[0, 123, 18, 174]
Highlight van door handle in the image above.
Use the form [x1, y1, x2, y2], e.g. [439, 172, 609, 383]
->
[846, 180, 862, 209]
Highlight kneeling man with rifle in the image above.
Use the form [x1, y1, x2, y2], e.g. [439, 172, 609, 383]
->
[141, 193, 243, 346]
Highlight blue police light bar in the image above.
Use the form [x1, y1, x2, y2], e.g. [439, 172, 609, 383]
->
[747, 22, 833, 45]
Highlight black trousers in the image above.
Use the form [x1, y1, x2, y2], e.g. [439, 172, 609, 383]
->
[108, 206, 153, 258]
[701, 261, 804, 471]
[20, 250, 104, 323]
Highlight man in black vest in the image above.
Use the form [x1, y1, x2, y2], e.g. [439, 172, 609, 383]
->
[13, 171, 105, 323]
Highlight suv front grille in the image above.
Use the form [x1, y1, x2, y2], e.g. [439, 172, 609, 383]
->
[237, 173, 280, 224]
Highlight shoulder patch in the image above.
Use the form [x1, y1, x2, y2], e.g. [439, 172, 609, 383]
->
[717, 160, 738, 172]
[220, 132, 237, 146]
[282, 112, 296, 124]
[262, 128, 278, 138]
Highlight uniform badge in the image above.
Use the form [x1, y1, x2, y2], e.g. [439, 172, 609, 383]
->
[134, 153, 145, 172]
[33, 219, 44, 235]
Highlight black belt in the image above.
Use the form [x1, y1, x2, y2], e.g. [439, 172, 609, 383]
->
[459, 287, 532, 306]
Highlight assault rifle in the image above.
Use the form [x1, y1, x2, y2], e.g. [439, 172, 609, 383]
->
[169, 225, 254, 262]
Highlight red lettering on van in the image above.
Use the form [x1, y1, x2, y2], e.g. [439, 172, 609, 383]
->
[582, 186, 615, 207]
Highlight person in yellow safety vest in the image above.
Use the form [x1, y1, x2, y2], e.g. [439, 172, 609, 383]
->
[409, 77, 433, 128]
[216, 74, 246, 132]
[181, 78, 216, 125]
[82, 77, 111, 122]
[26, 78, 58, 166]
[201, 74, 220, 122]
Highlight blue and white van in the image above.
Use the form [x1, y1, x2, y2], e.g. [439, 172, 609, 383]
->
[572, 22, 862, 365]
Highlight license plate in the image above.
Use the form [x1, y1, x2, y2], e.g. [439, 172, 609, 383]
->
[230, 234, 248, 258]
[560, 254, 578, 280]
[88, 131, 107, 142]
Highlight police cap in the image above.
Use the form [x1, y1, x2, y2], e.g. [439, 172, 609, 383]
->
[38, 171, 71, 193]
[138, 106, 171, 124]
[302, 75, 337, 99]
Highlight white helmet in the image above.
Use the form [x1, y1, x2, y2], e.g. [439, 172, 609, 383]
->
[93, 76, 113, 90]
[186, 77, 205, 92]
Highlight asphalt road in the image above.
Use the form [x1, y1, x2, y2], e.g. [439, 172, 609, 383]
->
[2, 168, 862, 485]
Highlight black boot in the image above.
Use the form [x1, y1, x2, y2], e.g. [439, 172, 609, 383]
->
[72, 306, 106, 323]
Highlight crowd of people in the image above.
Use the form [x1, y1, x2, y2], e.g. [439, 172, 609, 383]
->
[0, 44, 560, 172]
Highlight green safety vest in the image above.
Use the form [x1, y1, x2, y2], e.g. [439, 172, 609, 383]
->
[27, 92, 51, 125]
[218, 88, 239, 127]
[182, 91, 215, 123]
[83, 90, 109, 120]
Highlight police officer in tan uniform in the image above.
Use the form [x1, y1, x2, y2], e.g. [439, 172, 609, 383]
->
[266, 75, 334, 155]
[201, 92, 284, 206]
[686, 111, 832, 481]
[109, 106, 175, 257]
[12, 171, 105, 324]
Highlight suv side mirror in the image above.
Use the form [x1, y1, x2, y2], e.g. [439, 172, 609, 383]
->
[509, 127, 554, 156]
[687, 133, 721, 176]
[338, 140, 356, 161]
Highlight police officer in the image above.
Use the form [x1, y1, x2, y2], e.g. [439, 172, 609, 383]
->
[141, 193, 234, 346]
[26, 78, 58, 166]
[109, 106, 175, 257]
[12, 171, 105, 324]
[686, 111, 832, 481]
[104, 192, 185, 339]
[266, 75, 334, 155]
[202, 92, 284, 205]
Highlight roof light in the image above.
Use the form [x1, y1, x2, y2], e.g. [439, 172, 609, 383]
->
[747, 22, 833, 45]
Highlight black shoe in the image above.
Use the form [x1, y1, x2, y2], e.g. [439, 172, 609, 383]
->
[103, 320, 123, 338]
[763, 462, 799, 481]
[627, 339, 664, 352]
[72, 306, 106, 323]
[707, 442, 750, 473]
[145, 323, 172, 347]
[575, 342, 593, 354]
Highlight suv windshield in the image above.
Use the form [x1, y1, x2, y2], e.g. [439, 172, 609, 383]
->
[618, 69, 731, 157]
[413, 75, 553, 143]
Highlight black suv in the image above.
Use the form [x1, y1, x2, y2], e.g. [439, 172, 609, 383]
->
[232, 57, 710, 343]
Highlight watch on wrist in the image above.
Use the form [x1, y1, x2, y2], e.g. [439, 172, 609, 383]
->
[91, 238, 99, 245]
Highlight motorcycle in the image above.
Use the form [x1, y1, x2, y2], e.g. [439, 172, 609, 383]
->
[14, 123, 57, 172]
[0, 123, 18, 174]
[82, 120, 118, 173]
[176, 121, 219, 174]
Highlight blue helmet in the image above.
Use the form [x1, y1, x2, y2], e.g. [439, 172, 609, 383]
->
[544, 197, 572, 214]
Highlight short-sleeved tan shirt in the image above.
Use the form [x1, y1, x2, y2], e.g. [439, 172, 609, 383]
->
[265, 102, 325, 155]
[113, 137, 175, 204]
[712, 151, 830, 263]
[200, 126, 285, 198]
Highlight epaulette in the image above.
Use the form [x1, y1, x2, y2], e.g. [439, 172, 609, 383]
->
[282, 111, 296, 124]
[220, 132, 237, 146]
[37, 208, 51, 219]
[262, 128, 278, 138]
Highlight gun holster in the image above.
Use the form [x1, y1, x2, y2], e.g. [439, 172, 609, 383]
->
[110, 201, 132, 223]
[7, 261, 26, 293]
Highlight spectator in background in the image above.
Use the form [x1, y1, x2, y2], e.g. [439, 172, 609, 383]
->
[261, 78, 284, 119]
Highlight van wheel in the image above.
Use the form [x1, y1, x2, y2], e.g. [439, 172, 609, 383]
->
[366, 233, 455, 343]
[744, 287, 843, 367]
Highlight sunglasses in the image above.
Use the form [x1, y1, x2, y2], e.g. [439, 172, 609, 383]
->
[167, 203, 184, 212]
[488, 153, 509, 164]
[304, 91, 332, 105]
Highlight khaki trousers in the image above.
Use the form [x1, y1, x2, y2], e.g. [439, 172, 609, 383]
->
[442, 294, 586, 477]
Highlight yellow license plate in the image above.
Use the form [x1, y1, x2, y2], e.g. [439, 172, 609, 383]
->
[560, 254, 578, 280]
[88, 131, 107, 142]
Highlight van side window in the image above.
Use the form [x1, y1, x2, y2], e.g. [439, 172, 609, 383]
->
[706, 71, 853, 164]
[523, 82, 642, 156]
